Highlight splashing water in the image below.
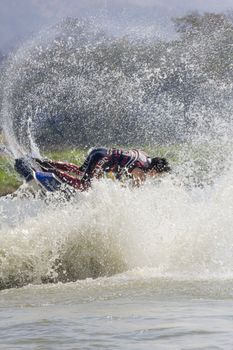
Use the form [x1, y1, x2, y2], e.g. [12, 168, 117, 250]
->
[2, 17, 233, 153]
[0, 168, 233, 291]
[0, 16, 233, 292]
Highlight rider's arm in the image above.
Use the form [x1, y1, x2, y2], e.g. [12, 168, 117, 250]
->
[130, 168, 146, 187]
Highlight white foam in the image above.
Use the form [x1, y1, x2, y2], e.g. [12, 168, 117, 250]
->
[0, 168, 233, 289]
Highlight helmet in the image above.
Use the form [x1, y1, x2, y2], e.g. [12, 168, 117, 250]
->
[150, 157, 171, 173]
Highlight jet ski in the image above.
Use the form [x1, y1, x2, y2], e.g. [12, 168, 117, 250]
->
[1, 144, 76, 198]
[14, 157, 65, 193]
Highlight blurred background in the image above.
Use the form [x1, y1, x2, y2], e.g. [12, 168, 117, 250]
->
[1, 0, 232, 53]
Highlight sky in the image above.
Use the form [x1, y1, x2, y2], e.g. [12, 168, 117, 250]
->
[0, 0, 232, 52]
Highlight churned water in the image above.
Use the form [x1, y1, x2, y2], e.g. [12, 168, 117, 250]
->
[1, 170, 233, 349]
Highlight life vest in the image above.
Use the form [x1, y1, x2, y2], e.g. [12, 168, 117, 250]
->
[104, 149, 151, 175]
[82, 148, 151, 180]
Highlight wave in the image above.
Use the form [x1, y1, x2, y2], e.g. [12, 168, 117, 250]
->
[0, 168, 233, 290]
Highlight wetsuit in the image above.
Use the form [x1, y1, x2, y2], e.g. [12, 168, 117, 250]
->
[80, 148, 152, 180]
[38, 148, 152, 191]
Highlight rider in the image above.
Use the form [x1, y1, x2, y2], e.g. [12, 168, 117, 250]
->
[34, 147, 171, 191]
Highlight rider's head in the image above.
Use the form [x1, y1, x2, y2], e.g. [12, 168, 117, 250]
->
[148, 157, 171, 175]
